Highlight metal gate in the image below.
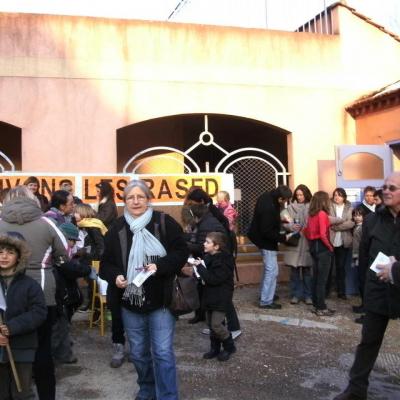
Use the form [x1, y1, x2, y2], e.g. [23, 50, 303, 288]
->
[122, 115, 289, 235]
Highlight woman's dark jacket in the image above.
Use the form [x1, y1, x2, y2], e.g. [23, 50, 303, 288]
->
[196, 251, 234, 312]
[98, 198, 118, 229]
[35, 192, 49, 212]
[360, 206, 400, 318]
[186, 211, 226, 258]
[0, 273, 47, 363]
[82, 227, 105, 260]
[99, 211, 189, 314]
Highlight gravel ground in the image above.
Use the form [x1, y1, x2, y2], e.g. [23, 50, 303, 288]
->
[56, 285, 400, 400]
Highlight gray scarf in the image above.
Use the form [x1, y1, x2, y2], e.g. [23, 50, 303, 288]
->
[123, 207, 166, 307]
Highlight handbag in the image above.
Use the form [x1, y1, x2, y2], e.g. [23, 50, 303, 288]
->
[285, 232, 300, 247]
[169, 275, 200, 316]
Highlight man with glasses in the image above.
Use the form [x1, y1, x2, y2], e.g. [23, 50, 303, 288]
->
[334, 172, 400, 400]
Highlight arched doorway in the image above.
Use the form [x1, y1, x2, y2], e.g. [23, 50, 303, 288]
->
[0, 121, 22, 171]
[117, 114, 290, 234]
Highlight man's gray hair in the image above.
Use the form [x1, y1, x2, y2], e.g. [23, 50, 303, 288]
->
[123, 180, 152, 200]
[4, 185, 41, 207]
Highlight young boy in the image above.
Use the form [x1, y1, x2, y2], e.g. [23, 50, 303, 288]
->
[0, 232, 47, 399]
[192, 232, 236, 362]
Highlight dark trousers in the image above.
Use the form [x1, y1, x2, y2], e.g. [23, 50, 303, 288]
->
[309, 240, 332, 310]
[34, 306, 56, 400]
[0, 362, 35, 400]
[334, 246, 350, 296]
[206, 310, 230, 341]
[106, 286, 125, 345]
[347, 311, 389, 397]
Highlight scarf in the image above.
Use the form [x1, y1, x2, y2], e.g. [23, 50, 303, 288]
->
[362, 200, 375, 213]
[78, 218, 108, 236]
[123, 207, 167, 307]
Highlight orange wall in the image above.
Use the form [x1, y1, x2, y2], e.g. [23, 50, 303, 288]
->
[0, 6, 400, 193]
[355, 106, 400, 144]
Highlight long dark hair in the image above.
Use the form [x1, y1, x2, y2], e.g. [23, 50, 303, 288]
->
[292, 184, 312, 203]
[309, 191, 330, 216]
[96, 181, 115, 200]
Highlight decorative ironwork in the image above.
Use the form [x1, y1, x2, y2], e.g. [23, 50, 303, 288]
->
[122, 114, 290, 234]
[0, 151, 15, 172]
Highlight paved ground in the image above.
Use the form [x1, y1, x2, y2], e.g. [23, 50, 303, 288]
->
[57, 285, 400, 400]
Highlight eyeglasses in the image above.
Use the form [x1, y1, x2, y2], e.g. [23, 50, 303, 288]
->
[125, 195, 147, 203]
[382, 184, 400, 192]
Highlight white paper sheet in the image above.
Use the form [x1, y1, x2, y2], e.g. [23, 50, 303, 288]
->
[132, 269, 155, 287]
[370, 252, 391, 273]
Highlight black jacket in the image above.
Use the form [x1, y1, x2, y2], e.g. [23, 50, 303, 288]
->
[186, 211, 227, 258]
[82, 226, 105, 260]
[98, 198, 118, 229]
[99, 211, 189, 314]
[0, 272, 47, 363]
[54, 254, 91, 318]
[196, 251, 234, 312]
[360, 206, 400, 318]
[247, 190, 286, 251]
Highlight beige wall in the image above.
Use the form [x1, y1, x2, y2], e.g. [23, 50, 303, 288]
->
[0, 6, 400, 193]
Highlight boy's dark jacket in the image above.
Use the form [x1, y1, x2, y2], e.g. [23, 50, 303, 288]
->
[196, 251, 234, 312]
[0, 234, 47, 363]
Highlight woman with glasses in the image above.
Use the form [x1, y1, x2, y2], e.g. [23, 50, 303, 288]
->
[100, 180, 188, 400]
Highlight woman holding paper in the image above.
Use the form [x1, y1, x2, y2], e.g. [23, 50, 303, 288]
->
[100, 180, 188, 400]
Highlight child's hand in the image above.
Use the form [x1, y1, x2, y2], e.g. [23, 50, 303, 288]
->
[0, 333, 8, 347]
[0, 324, 9, 336]
[192, 258, 203, 266]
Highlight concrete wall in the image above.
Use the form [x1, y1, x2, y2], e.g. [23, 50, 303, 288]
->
[0, 5, 399, 192]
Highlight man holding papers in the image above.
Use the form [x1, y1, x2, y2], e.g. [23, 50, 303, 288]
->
[334, 172, 400, 400]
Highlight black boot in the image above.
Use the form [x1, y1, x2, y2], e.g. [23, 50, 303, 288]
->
[203, 335, 221, 359]
[188, 309, 205, 324]
[217, 334, 236, 362]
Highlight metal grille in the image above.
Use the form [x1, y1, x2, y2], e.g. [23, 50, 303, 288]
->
[227, 158, 276, 235]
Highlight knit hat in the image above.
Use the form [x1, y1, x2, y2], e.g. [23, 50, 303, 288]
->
[59, 222, 80, 241]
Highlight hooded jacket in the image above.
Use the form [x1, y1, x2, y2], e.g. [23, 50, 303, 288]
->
[0, 234, 47, 363]
[0, 197, 68, 306]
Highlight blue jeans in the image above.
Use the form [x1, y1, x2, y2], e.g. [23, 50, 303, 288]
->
[260, 250, 279, 305]
[290, 267, 312, 300]
[122, 307, 178, 400]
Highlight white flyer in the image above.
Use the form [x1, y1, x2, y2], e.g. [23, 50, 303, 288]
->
[370, 252, 391, 273]
[132, 269, 156, 287]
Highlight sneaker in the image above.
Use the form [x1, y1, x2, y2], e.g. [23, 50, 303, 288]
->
[290, 297, 299, 305]
[110, 343, 125, 368]
[202, 328, 210, 335]
[305, 298, 313, 305]
[231, 330, 242, 340]
[259, 303, 282, 310]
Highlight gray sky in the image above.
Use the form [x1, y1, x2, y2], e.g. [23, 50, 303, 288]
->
[0, 0, 398, 33]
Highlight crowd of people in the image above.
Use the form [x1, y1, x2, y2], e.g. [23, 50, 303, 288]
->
[0, 173, 399, 400]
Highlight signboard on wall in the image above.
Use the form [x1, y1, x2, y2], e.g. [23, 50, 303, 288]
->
[0, 173, 234, 206]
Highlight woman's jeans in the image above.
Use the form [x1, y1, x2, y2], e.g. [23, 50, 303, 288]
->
[122, 307, 178, 400]
[309, 240, 333, 310]
[290, 267, 312, 300]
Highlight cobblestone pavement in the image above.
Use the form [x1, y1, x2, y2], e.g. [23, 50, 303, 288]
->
[57, 285, 400, 400]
